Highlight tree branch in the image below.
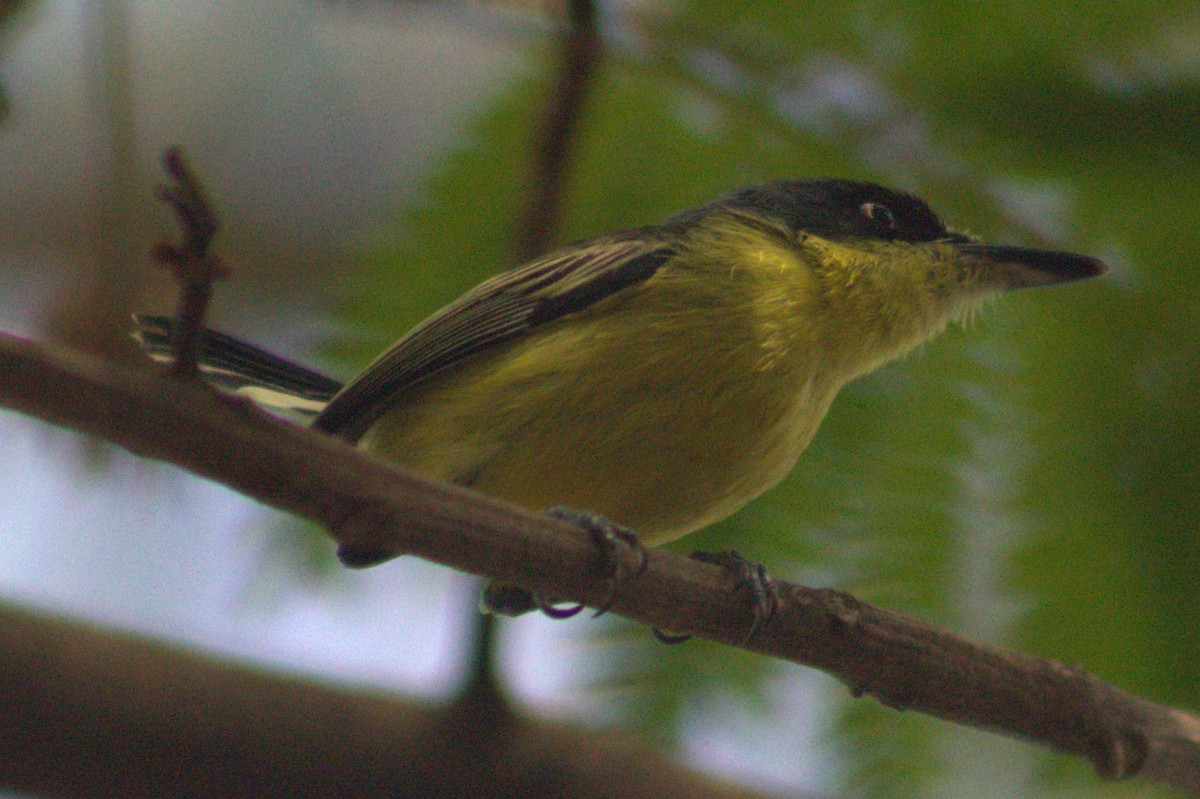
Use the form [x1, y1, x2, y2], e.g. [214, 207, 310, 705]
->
[1, 332, 1199, 795]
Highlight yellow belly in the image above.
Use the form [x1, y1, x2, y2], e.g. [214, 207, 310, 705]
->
[360, 256, 837, 545]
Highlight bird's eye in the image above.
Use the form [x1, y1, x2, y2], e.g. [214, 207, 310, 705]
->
[861, 202, 898, 231]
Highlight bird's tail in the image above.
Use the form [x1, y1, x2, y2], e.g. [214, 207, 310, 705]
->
[131, 315, 343, 424]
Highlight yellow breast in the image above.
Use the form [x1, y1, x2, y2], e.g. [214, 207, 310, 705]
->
[361, 223, 836, 544]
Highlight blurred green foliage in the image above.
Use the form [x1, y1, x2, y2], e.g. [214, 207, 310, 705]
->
[339, 2, 1197, 797]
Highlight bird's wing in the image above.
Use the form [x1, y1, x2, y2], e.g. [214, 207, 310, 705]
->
[314, 234, 675, 439]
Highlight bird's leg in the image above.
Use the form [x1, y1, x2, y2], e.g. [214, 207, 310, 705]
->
[542, 507, 648, 617]
[653, 550, 779, 645]
[479, 506, 647, 619]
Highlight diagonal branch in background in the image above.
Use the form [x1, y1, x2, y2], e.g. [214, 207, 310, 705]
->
[0, 601, 773, 799]
[0, 332, 1198, 795]
[515, 0, 601, 262]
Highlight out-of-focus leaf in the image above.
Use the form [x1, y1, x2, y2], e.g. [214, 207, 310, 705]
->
[835, 700, 942, 799]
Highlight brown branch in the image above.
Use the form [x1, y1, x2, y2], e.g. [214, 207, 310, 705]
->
[0, 600, 777, 799]
[151, 146, 225, 376]
[1, 332, 1200, 795]
[516, 0, 601, 261]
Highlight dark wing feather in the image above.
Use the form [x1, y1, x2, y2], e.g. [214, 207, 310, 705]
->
[131, 315, 343, 423]
[314, 233, 675, 439]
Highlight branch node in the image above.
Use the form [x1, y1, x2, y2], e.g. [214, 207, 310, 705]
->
[814, 586, 863, 632]
[1074, 666, 1152, 780]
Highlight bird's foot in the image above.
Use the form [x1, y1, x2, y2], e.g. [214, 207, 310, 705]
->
[653, 549, 779, 645]
[479, 506, 647, 619]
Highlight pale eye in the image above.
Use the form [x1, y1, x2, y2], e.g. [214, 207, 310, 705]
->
[861, 202, 898, 230]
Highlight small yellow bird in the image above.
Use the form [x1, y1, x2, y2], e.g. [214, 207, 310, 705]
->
[137, 178, 1105, 614]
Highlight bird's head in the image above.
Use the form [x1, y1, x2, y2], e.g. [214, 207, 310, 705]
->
[724, 178, 1107, 291]
[699, 178, 1108, 378]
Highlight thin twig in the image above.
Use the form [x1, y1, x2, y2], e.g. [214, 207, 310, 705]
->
[151, 146, 226, 377]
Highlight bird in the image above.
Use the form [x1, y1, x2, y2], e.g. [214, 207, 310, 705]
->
[135, 178, 1106, 618]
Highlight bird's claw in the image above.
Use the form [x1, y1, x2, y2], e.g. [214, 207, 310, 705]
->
[542, 506, 647, 617]
[652, 549, 779, 645]
[479, 507, 646, 620]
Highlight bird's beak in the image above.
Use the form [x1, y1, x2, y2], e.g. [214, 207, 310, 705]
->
[951, 241, 1108, 291]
